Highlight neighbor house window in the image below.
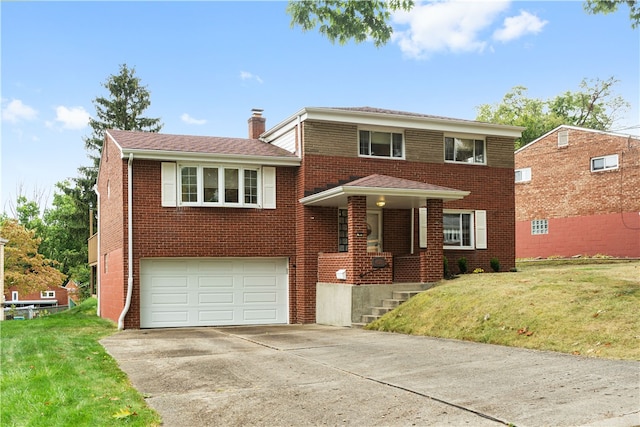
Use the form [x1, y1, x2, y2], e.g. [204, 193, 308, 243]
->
[443, 212, 473, 248]
[178, 164, 260, 207]
[591, 154, 618, 172]
[359, 130, 404, 158]
[11, 291, 18, 301]
[445, 137, 485, 164]
[41, 291, 55, 298]
[531, 219, 548, 235]
[515, 167, 532, 183]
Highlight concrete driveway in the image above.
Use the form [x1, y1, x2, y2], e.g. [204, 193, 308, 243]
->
[101, 325, 639, 427]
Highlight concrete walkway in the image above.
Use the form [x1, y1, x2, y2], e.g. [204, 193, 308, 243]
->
[101, 325, 640, 426]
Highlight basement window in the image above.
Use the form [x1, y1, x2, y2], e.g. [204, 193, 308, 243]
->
[531, 219, 548, 235]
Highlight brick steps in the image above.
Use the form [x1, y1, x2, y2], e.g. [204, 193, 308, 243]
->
[355, 291, 422, 327]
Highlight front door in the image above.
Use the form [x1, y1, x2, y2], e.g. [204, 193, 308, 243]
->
[367, 210, 382, 252]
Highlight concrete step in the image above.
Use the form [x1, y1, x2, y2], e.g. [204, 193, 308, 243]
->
[392, 290, 422, 301]
[371, 306, 393, 316]
[351, 322, 367, 329]
[382, 299, 404, 308]
[361, 314, 381, 323]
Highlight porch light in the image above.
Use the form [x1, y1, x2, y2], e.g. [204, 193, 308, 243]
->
[376, 200, 386, 207]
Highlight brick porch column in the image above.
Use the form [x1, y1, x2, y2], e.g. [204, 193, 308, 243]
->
[347, 196, 368, 285]
[420, 199, 443, 283]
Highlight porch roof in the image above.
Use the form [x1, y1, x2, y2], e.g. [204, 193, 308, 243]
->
[299, 174, 469, 209]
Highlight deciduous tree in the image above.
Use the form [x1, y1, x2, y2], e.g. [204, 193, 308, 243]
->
[583, 0, 640, 28]
[1, 219, 66, 296]
[475, 77, 629, 149]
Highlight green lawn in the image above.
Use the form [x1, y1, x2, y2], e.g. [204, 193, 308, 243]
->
[0, 299, 160, 427]
[367, 260, 640, 360]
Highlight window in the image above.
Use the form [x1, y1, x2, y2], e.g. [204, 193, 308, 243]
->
[178, 164, 260, 207]
[515, 167, 532, 183]
[591, 154, 618, 172]
[359, 130, 404, 158]
[11, 291, 18, 301]
[558, 130, 568, 147]
[41, 291, 55, 298]
[443, 212, 473, 248]
[445, 137, 485, 164]
[531, 219, 548, 235]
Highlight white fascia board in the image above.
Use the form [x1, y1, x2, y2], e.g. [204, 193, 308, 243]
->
[119, 149, 301, 167]
[261, 108, 307, 141]
[299, 185, 469, 205]
[302, 108, 524, 138]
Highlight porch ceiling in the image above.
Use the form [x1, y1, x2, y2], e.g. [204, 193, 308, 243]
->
[299, 174, 469, 209]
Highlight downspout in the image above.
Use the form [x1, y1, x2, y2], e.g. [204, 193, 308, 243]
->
[118, 153, 134, 330]
[93, 185, 101, 316]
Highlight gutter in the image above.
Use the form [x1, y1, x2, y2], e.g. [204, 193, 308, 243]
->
[117, 153, 134, 330]
[93, 184, 101, 316]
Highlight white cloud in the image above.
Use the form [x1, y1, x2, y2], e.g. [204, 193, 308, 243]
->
[493, 10, 548, 42]
[2, 99, 38, 123]
[181, 113, 207, 125]
[54, 106, 90, 130]
[240, 71, 264, 84]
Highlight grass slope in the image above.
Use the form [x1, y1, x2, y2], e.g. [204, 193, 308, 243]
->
[1, 299, 160, 426]
[367, 260, 640, 360]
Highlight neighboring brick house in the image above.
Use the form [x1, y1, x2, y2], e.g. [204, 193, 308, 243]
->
[3, 284, 70, 309]
[515, 125, 640, 259]
[95, 107, 522, 329]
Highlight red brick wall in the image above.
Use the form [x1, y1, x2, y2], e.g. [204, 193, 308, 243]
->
[516, 212, 640, 259]
[515, 128, 640, 258]
[96, 135, 126, 324]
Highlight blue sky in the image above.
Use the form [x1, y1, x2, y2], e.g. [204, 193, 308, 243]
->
[2, 1, 638, 213]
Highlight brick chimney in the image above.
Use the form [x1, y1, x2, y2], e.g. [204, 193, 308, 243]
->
[248, 108, 266, 139]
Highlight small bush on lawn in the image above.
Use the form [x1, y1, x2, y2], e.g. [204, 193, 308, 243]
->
[490, 257, 500, 272]
[457, 257, 468, 274]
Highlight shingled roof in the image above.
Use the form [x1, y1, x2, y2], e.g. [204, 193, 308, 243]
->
[107, 129, 297, 159]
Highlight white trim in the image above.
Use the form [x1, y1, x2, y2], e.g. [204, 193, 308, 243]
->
[515, 125, 640, 154]
[263, 107, 524, 141]
[300, 185, 469, 207]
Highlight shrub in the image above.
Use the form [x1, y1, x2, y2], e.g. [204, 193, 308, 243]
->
[473, 268, 484, 274]
[490, 257, 500, 272]
[457, 257, 468, 274]
[443, 256, 449, 277]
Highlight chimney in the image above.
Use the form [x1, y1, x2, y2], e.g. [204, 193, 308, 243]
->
[248, 108, 266, 139]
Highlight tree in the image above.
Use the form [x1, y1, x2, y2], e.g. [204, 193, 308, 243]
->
[1, 219, 66, 296]
[84, 63, 163, 171]
[583, 0, 640, 28]
[287, 1, 636, 47]
[475, 77, 629, 149]
[287, 0, 414, 47]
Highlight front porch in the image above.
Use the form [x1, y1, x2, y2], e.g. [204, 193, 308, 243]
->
[299, 174, 469, 327]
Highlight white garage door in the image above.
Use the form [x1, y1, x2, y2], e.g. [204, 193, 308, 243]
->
[140, 258, 288, 328]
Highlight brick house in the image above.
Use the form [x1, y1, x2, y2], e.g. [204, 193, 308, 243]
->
[3, 284, 70, 309]
[515, 125, 640, 259]
[95, 107, 522, 329]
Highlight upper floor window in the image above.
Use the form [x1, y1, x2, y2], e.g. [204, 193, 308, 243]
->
[179, 164, 260, 207]
[41, 291, 55, 298]
[359, 130, 404, 158]
[445, 137, 485, 164]
[515, 167, 531, 183]
[591, 154, 618, 172]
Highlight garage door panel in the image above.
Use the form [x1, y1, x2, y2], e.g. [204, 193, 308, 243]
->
[198, 276, 234, 288]
[244, 309, 278, 321]
[198, 310, 234, 322]
[244, 292, 277, 303]
[140, 258, 288, 328]
[243, 276, 277, 288]
[152, 293, 189, 304]
[152, 277, 188, 288]
[199, 293, 234, 304]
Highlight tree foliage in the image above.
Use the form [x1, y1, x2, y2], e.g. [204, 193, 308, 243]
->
[286, 1, 636, 47]
[583, 0, 640, 28]
[287, 0, 413, 47]
[1, 219, 66, 296]
[475, 77, 630, 149]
